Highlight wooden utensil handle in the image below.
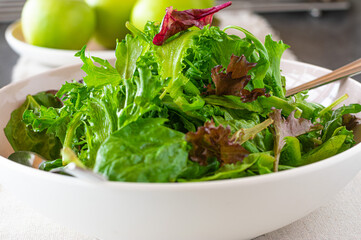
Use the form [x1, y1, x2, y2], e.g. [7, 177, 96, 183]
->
[285, 58, 361, 97]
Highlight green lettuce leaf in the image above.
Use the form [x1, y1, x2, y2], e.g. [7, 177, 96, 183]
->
[322, 104, 361, 142]
[287, 92, 324, 120]
[115, 34, 149, 79]
[204, 95, 264, 113]
[4, 92, 62, 160]
[264, 35, 289, 98]
[222, 26, 270, 89]
[75, 46, 122, 87]
[118, 64, 165, 128]
[156, 30, 205, 111]
[196, 152, 274, 181]
[176, 158, 220, 181]
[300, 134, 347, 166]
[279, 136, 302, 167]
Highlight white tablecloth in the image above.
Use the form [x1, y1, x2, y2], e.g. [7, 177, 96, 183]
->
[3, 10, 360, 240]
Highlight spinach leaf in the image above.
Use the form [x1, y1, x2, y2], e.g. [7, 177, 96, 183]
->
[39, 159, 62, 171]
[332, 127, 355, 153]
[177, 158, 220, 181]
[300, 135, 347, 166]
[94, 118, 189, 182]
[248, 152, 275, 175]
[322, 104, 361, 141]
[279, 136, 302, 167]
[196, 152, 274, 181]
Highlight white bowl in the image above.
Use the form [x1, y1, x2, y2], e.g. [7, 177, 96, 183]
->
[5, 21, 115, 67]
[0, 59, 361, 240]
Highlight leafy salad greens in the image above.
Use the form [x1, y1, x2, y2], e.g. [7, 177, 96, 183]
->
[4, 2, 361, 182]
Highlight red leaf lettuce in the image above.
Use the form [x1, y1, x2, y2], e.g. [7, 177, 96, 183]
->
[153, 2, 232, 45]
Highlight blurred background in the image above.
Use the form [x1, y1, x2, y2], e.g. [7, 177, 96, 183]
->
[0, 0, 360, 88]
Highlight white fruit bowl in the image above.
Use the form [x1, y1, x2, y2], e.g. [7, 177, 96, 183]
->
[0, 59, 361, 240]
[5, 21, 115, 67]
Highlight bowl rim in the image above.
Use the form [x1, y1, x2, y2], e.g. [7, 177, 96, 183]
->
[1, 58, 360, 190]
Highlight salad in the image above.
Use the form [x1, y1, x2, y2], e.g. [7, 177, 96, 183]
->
[4, 2, 361, 182]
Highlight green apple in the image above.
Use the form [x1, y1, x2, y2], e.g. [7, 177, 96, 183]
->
[130, 0, 214, 30]
[86, 0, 137, 49]
[21, 0, 95, 50]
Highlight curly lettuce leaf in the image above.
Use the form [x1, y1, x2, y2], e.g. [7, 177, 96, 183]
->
[118, 64, 165, 128]
[182, 26, 256, 91]
[264, 35, 289, 98]
[84, 85, 122, 167]
[4, 92, 62, 160]
[21, 63, 166, 167]
[222, 27, 289, 98]
[75, 47, 122, 88]
[115, 34, 149, 79]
